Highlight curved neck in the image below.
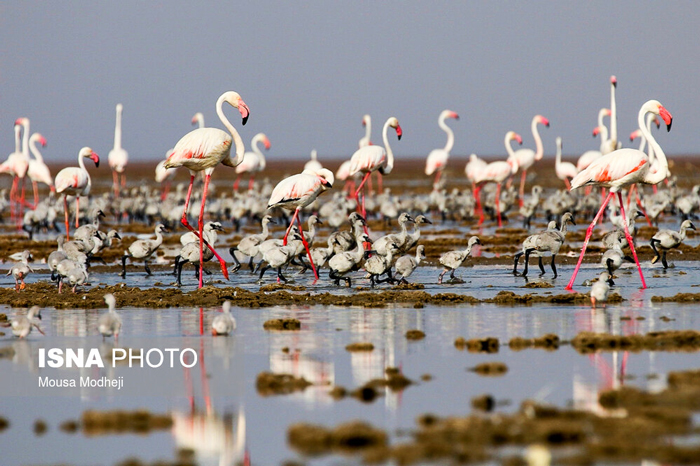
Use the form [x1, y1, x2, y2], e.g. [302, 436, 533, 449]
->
[644, 113, 655, 161]
[439, 115, 455, 153]
[640, 106, 667, 185]
[598, 125, 609, 149]
[114, 106, 122, 150]
[415, 248, 423, 263]
[560, 221, 570, 236]
[252, 134, 265, 158]
[382, 119, 395, 174]
[610, 83, 618, 145]
[504, 135, 517, 159]
[30, 136, 44, 163]
[78, 153, 87, 172]
[154, 228, 164, 246]
[217, 94, 245, 166]
[531, 118, 544, 160]
[598, 108, 608, 129]
[261, 219, 271, 238]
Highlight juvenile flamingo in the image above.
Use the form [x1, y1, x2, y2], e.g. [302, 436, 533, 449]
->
[163, 91, 249, 288]
[474, 131, 522, 227]
[27, 132, 54, 207]
[348, 117, 402, 224]
[267, 168, 334, 280]
[54, 147, 100, 241]
[108, 103, 129, 197]
[566, 99, 673, 290]
[234, 133, 270, 191]
[425, 109, 459, 187]
[511, 115, 549, 206]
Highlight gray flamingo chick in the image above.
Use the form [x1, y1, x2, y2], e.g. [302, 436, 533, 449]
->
[7, 250, 33, 291]
[516, 212, 575, 278]
[513, 220, 557, 276]
[395, 245, 426, 284]
[230, 215, 274, 273]
[438, 236, 480, 284]
[120, 223, 167, 277]
[650, 220, 696, 269]
[590, 272, 611, 308]
[0, 306, 44, 338]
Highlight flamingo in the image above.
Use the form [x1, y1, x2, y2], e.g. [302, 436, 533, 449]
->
[554, 137, 578, 189]
[2, 118, 32, 223]
[233, 133, 270, 191]
[425, 110, 459, 187]
[359, 114, 372, 148]
[601, 76, 620, 155]
[27, 132, 54, 207]
[192, 112, 205, 128]
[348, 117, 402, 224]
[155, 153, 178, 201]
[0, 123, 22, 222]
[304, 149, 323, 172]
[511, 115, 549, 206]
[465, 153, 487, 218]
[163, 91, 249, 288]
[54, 147, 100, 241]
[108, 103, 128, 198]
[474, 131, 522, 227]
[267, 167, 334, 280]
[566, 99, 673, 290]
[576, 108, 610, 172]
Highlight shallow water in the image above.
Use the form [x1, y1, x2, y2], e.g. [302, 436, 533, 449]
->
[2, 291, 700, 466]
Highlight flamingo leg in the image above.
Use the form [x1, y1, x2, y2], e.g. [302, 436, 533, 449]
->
[496, 182, 503, 228]
[121, 173, 126, 189]
[617, 192, 647, 289]
[75, 196, 80, 228]
[475, 185, 484, 226]
[633, 188, 653, 227]
[197, 174, 229, 287]
[518, 170, 527, 208]
[367, 171, 374, 195]
[180, 175, 197, 231]
[232, 174, 241, 192]
[9, 177, 17, 223]
[566, 191, 615, 290]
[564, 178, 572, 190]
[248, 175, 255, 191]
[160, 181, 170, 201]
[63, 195, 70, 241]
[112, 170, 119, 198]
[283, 208, 301, 245]
[433, 170, 442, 188]
[295, 214, 319, 281]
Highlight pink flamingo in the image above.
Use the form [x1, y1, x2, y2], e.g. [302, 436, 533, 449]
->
[554, 137, 578, 189]
[163, 91, 249, 288]
[267, 167, 334, 281]
[511, 115, 549, 207]
[0, 122, 23, 222]
[233, 133, 270, 191]
[465, 153, 487, 219]
[27, 132, 54, 207]
[54, 147, 100, 241]
[359, 114, 372, 148]
[425, 110, 459, 187]
[108, 103, 129, 198]
[566, 99, 673, 290]
[335, 159, 355, 196]
[473, 131, 522, 227]
[9, 118, 33, 220]
[348, 117, 402, 226]
[155, 153, 178, 201]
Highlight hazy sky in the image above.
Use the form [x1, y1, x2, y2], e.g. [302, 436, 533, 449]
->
[1, 2, 698, 165]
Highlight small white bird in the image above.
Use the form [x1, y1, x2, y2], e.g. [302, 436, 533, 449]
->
[211, 301, 236, 336]
[590, 272, 611, 308]
[98, 293, 122, 340]
[120, 223, 167, 277]
[0, 306, 44, 338]
[650, 220, 696, 269]
[7, 250, 33, 291]
[438, 236, 480, 284]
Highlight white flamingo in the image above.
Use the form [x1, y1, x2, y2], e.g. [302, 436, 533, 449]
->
[554, 137, 578, 189]
[27, 132, 53, 207]
[108, 103, 129, 197]
[511, 115, 549, 206]
[234, 133, 271, 191]
[163, 91, 250, 288]
[425, 109, 459, 187]
[54, 147, 100, 241]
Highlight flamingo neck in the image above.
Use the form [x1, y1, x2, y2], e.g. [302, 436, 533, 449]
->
[440, 115, 455, 153]
[114, 106, 122, 150]
[532, 118, 544, 161]
[610, 83, 618, 146]
[415, 249, 423, 263]
[78, 153, 92, 190]
[555, 140, 562, 167]
[216, 94, 245, 166]
[598, 125, 609, 151]
[644, 113, 655, 162]
[504, 136, 517, 159]
[21, 121, 30, 158]
[261, 219, 271, 238]
[598, 108, 608, 129]
[381, 119, 395, 175]
[154, 228, 164, 247]
[13, 126, 21, 153]
[30, 138, 44, 163]
[639, 106, 667, 186]
[364, 116, 371, 143]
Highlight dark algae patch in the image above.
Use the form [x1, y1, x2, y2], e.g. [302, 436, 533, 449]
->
[256, 372, 312, 396]
[263, 318, 302, 331]
[345, 342, 375, 352]
[508, 334, 561, 351]
[287, 421, 388, 457]
[469, 362, 508, 376]
[571, 330, 700, 353]
[81, 410, 173, 436]
[405, 329, 425, 340]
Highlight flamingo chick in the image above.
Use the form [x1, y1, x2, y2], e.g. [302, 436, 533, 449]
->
[395, 245, 426, 284]
[98, 293, 122, 340]
[120, 224, 167, 277]
[650, 220, 695, 269]
[7, 250, 33, 291]
[590, 272, 611, 308]
[438, 236, 480, 284]
[211, 301, 236, 336]
[0, 306, 44, 338]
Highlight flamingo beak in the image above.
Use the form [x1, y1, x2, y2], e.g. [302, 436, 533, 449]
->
[515, 134, 523, 145]
[593, 127, 600, 137]
[611, 75, 617, 87]
[541, 117, 550, 127]
[263, 138, 271, 150]
[238, 100, 250, 125]
[424, 217, 433, 224]
[475, 238, 481, 245]
[40, 136, 47, 147]
[395, 124, 403, 140]
[115, 233, 122, 240]
[191, 117, 197, 125]
[452, 112, 460, 120]
[90, 153, 100, 167]
[653, 117, 661, 129]
[658, 106, 672, 132]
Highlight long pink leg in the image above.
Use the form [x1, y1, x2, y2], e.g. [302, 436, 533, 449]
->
[9, 177, 17, 223]
[296, 214, 319, 280]
[475, 185, 484, 226]
[248, 175, 255, 191]
[18, 178, 26, 226]
[121, 173, 126, 189]
[617, 192, 646, 289]
[283, 208, 301, 246]
[197, 174, 228, 288]
[564, 178, 571, 190]
[433, 170, 442, 188]
[112, 171, 119, 198]
[566, 191, 615, 290]
[496, 183, 502, 228]
[354, 172, 371, 213]
[232, 174, 242, 192]
[75, 196, 80, 228]
[180, 175, 197, 231]
[518, 170, 527, 207]
[63, 195, 70, 241]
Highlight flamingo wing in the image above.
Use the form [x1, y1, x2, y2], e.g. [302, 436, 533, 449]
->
[28, 161, 53, 185]
[348, 146, 386, 176]
[268, 173, 319, 209]
[165, 128, 231, 170]
[425, 149, 448, 175]
[570, 149, 648, 190]
[55, 167, 88, 194]
[235, 152, 260, 174]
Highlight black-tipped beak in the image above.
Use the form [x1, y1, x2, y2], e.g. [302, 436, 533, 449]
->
[691, 223, 696, 231]
[115, 233, 122, 240]
[635, 210, 645, 219]
[242, 115, 248, 126]
[475, 238, 481, 245]
[424, 218, 433, 224]
[667, 120, 672, 132]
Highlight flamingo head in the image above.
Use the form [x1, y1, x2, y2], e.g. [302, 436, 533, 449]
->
[652, 116, 661, 129]
[610, 75, 617, 87]
[262, 134, 271, 150]
[593, 126, 601, 137]
[442, 109, 459, 121]
[388, 117, 402, 140]
[657, 104, 673, 132]
[362, 114, 370, 127]
[630, 129, 641, 142]
[35, 134, 47, 147]
[14, 117, 29, 127]
[317, 168, 334, 189]
[80, 147, 100, 167]
[191, 112, 203, 126]
[509, 131, 523, 145]
[222, 91, 250, 125]
[536, 115, 550, 127]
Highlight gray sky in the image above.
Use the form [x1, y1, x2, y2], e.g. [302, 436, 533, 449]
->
[1, 2, 698, 164]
